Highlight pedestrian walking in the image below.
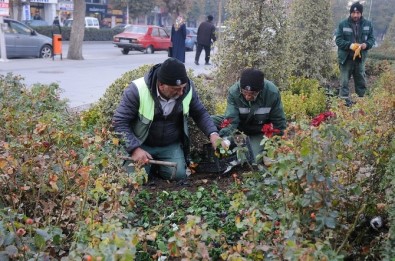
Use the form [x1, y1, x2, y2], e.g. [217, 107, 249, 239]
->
[195, 15, 216, 65]
[171, 16, 187, 63]
[335, 1, 375, 106]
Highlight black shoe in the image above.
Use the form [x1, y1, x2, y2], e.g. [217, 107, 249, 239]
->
[345, 98, 355, 107]
[176, 178, 191, 187]
[194, 61, 199, 65]
[205, 62, 211, 65]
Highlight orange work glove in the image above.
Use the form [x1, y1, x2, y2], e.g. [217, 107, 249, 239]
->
[353, 46, 362, 60]
[350, 43, 360, 51]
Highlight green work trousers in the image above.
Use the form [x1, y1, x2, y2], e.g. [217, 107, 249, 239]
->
[339, 59, 367, 98]
[124, 142, 187, 181]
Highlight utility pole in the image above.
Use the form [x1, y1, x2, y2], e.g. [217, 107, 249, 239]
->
[217, 0, 222, 40]
[0, 0, 9, 62]
[126, 1, 129, 24]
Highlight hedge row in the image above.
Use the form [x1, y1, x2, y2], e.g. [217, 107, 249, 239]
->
[33, 26, 124, 41]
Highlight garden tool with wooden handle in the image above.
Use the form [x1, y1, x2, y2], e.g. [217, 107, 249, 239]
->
[120, 156, 178, 180]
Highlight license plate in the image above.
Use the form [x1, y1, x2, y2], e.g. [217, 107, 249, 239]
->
[120, 39, 130, 43]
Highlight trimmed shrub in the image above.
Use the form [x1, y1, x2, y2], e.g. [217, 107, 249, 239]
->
[34, 26, 123, 41]
[281, 76, 327, 121]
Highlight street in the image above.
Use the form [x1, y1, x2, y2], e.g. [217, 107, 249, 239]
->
[0, 41, 213, 108]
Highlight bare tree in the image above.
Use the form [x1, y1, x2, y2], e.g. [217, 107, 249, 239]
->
[67, 0, 86, 60]
[9, 0, 23, 20]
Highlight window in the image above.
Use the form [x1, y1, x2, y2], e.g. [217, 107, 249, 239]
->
[10, 21, 31, 35]
[151, 28, 159, 37]
[159, 28, 169, 37]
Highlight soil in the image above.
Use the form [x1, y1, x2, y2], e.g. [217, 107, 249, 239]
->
[141, 165, 250, 193]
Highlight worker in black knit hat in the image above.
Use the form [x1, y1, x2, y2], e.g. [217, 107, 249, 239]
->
[113, 58, 227, 181]
[335, 1, 376, 106]
[211, 68, 287, 163]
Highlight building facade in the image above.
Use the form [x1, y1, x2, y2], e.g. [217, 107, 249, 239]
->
[16, 0, 172, 28]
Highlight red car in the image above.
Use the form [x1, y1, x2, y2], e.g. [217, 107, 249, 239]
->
[113, 25, 171, 55]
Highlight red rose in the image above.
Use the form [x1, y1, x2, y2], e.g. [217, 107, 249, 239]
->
[311, 114, 325, 127]
[311, 111, 335, 127]
[220, 118, 232, 129]
[262, 123, 281, 138]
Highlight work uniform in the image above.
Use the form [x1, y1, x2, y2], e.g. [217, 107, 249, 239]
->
[212, 79, 286, 161]
[335, 16, 375, 98]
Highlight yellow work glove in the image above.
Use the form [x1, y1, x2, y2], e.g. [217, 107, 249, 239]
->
[353, 46, 362, 60]
[350, 43, 360, 51]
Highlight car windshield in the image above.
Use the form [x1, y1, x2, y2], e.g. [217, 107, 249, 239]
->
[124, 26, 148, 34]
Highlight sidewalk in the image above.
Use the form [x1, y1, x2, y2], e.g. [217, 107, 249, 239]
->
[0, 42, 215, 108]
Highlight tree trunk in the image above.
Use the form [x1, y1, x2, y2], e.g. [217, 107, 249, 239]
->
[67, 0, 86, 60]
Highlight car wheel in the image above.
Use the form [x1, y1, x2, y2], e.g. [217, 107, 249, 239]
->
[121, 48, 129, 55]
[145, 46, 154, 54]
[40, 45, 53, 59]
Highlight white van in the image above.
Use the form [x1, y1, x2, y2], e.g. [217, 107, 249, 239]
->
[63, 17, 100, 29]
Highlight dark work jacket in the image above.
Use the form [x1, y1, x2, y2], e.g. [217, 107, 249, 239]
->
[197, 20, 216, 46]
[112, 64, 218, 158]
[219, 80, 287, 137]
[335, 16, 375, 64]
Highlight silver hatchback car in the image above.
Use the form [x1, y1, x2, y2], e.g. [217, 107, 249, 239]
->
[3, 18, 53, 59]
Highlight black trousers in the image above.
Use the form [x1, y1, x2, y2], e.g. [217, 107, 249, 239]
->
[195, 43, 211, 63]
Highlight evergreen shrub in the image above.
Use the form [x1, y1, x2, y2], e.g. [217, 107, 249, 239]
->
[281, 76, 327, 121]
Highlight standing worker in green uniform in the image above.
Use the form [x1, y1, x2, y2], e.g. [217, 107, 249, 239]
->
[335, 1, 375, 106]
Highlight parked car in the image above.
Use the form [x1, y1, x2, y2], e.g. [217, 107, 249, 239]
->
[185, 27, 197, 51]
[2, 18, 53, 59]
[113, 25, 171, 54]
[23, 19, 50, 27]
[112, 24, 131, 31]
[63, 17, 100, 29]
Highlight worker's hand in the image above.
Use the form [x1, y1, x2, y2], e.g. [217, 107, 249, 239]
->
[350, 43, 360, 51]
[353, 46, 362, 60]
[210, 133, 230, 150]
[131, 147, 152, 165]
[360, 43, 367, 50]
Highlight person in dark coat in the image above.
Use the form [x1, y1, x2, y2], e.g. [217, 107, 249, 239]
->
[113, 58, 226, 181]
[195, 15, 216, 65]
[53, 16, 60, 26]
[171, 16, 187, 63]
[33, 12, 42, 20]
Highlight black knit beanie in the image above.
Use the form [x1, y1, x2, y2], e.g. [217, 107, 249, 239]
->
[157, 58, 188, 86]
[350, 2, 363, 14]
[240, 68, 264, 92]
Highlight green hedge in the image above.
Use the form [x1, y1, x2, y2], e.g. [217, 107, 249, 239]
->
[33, 26, 123, 41]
